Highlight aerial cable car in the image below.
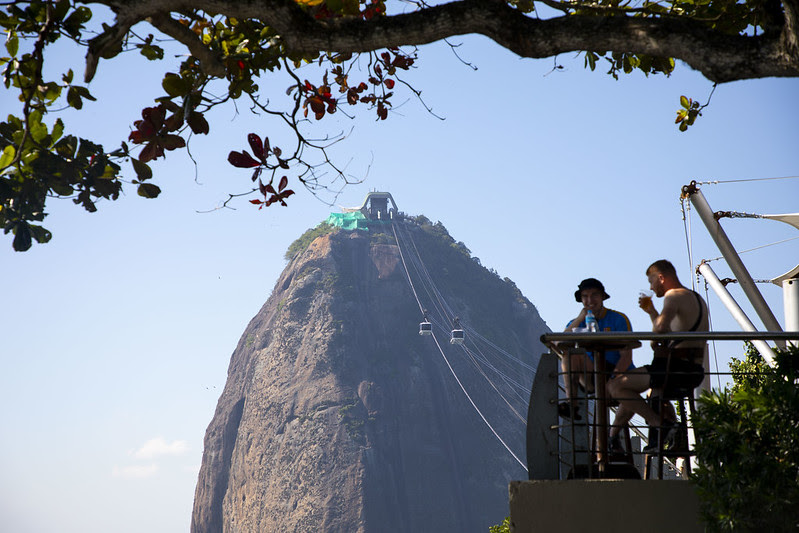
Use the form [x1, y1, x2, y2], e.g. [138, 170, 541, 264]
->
[419, 310, 432, 336]
[450, 317, 464, 345]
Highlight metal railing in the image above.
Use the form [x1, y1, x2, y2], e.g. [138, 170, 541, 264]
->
[529, 331, 799, 481]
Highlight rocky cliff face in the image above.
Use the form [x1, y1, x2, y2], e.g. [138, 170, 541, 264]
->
[191, 217, 549, 532]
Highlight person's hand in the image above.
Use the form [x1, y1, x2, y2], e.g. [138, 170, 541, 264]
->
[638, 294, 656, 315]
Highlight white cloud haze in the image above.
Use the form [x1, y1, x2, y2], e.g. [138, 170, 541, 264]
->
[112, 464, 159, 479]
[132, 437, 189, 460]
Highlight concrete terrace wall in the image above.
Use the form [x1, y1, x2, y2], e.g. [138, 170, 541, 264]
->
[509, 479, 703, 533]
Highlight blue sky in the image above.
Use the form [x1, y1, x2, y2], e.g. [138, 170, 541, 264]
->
[1, 22, 798, 533]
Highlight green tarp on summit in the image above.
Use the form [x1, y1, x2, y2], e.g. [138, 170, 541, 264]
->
[325, 211, 370, 231]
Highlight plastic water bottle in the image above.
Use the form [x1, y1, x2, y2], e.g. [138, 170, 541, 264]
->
[585, 310, 598, 332]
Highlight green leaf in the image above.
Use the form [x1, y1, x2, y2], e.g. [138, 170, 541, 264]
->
[680, 95, 690, 109]
[67, 86, 83, 109]
[131, 157, 153, 181]
[12, 221, 32, 251]
[137, 182, 161, 198]
[139, 44, 164, 61]
[29, 224, 52, 244]
[51, 118, 64, 143]
[0, 145, 15, 169]
[6, 30, 18, 57]
[162, 73, 190, 97]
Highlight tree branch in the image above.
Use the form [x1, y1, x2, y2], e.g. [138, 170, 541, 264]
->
[96, 0, 799, 83]
[148, 13, 227, 77]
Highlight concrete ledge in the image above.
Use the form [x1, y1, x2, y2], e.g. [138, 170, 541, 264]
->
[509, 479, 703, 533]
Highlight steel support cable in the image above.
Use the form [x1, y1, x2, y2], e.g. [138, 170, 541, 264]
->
[465, 347, 531, 397]
[395, 225, 455, 328]
[461, 343, 531, 401]
[696, 175, 799, 185]
[398, 223, 537, 373]
[397, 222, 533, 414]
[393, 221, 528, 472]
[414, 269, 531, 399]
[425, 312, 531, 399]
[702, 235, 799, 263]
[400, 224, 535, 372]
[400, 227, 537, 390]
[462, 325, 537, 373]
[462, 346, 528, 423]
[430, 330, 528, 472]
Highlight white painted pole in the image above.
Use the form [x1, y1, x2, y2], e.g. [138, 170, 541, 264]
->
[784, 278, 799, 349]
[683, 183, 784, 337]
[698, 262, 778, 365]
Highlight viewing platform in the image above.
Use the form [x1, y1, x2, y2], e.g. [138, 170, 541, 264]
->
[512, 330, 799, 532]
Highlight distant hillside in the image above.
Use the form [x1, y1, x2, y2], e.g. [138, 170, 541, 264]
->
[192, 215, 549, 532]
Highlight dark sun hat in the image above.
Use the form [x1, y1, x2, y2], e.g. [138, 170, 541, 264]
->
[574, 278, 610, 302]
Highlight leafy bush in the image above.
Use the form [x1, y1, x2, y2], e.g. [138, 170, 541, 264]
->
[489, 517, 510, 532]
[692, 344, 799, 532]
[284, 223, 335, 260]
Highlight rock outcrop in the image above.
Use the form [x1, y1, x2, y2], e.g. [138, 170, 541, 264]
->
[192, 217, 549, 532]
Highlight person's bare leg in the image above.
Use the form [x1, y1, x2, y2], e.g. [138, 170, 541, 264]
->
[607, 369, 661, 427]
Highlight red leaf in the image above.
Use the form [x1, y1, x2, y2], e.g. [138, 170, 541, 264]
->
[384, 79, 395, 89]
[187, 112, 209, 135]
[309, 97, 325, 116]
[249, 199, 263, 205]
[227, 150, 261, 168]
[279, 176, 288, 192]
[248, 133, 265, 161]
[139, 141, 163, 162]
[265, 183, 277, 195]
[237, 60, 245, 70]
[162, 134, 186, 151]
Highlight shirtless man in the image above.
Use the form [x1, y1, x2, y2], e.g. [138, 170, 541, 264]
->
[607, 260, 708, 447]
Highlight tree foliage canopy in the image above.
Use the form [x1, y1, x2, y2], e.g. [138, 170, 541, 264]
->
[2, 0, 798, 250]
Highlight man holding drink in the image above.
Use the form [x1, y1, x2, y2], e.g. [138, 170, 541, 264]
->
[607, 259, 709, 448]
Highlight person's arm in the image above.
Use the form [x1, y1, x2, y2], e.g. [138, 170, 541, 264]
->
[653, 292, 679, 333]
[612, 348, 633, 377]
[610, 312, 634, 376]
[564, 308, 588, 332]
[640, 296, 659, 324]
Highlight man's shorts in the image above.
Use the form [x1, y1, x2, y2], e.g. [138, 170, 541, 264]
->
[645, 357, 705, 392]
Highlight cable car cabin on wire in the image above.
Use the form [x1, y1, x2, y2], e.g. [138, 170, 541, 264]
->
[450, 317, 464, 345]
[419, 321, 432, 336]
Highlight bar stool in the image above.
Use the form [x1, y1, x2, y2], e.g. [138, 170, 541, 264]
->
[644, 385, 698, 480]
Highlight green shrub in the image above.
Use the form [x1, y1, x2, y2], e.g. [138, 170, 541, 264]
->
[693, 344, 799, 532]
[284, 223, 335, 260]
